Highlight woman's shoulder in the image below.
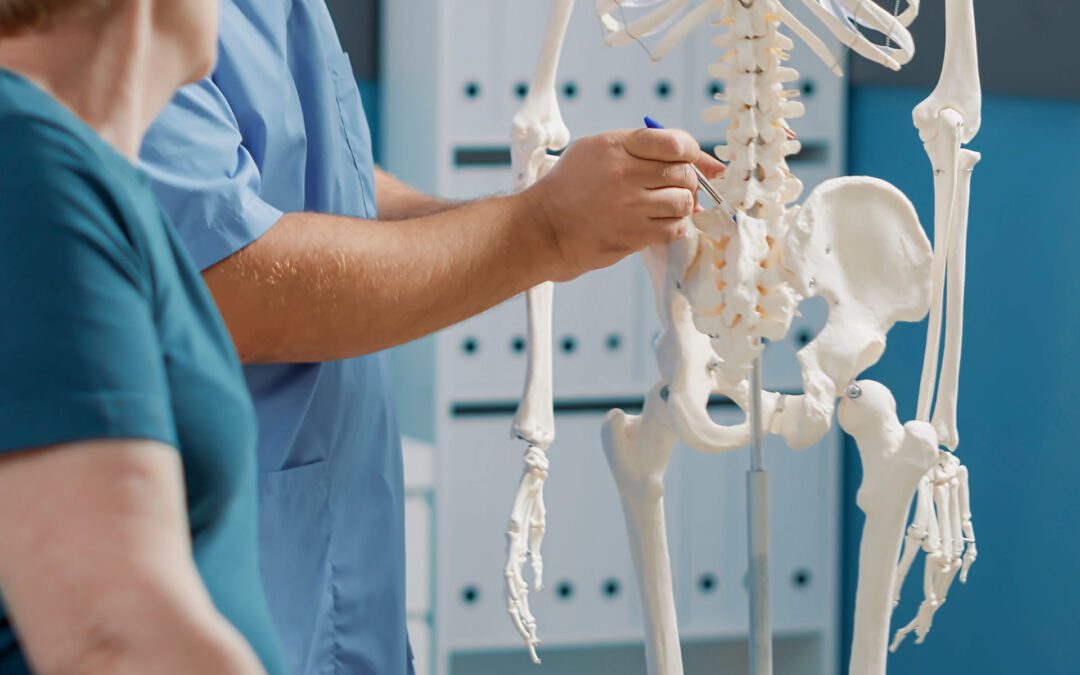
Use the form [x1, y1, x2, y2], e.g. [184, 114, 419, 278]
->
[0, 107, 118, 188]
[0, 74, 160, 251]
[1, 104, 144, 210]
[0, 71, 112, 167]
[0, 111, 152, 280]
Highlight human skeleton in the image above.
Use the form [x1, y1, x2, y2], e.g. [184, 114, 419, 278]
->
[503, 1, 980, 672]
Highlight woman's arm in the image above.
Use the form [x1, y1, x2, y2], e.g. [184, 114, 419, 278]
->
[0, 440, 266, 675]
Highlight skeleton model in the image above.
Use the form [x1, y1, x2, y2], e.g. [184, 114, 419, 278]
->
[504, 1, 981, 673]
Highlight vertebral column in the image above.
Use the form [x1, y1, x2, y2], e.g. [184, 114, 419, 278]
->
[685, 0, 804, 381]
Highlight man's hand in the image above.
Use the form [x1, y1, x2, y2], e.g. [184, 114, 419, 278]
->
[526, 128, 723, 281]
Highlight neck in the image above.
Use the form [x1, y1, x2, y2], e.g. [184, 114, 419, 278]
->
[0, 3, 178, 160]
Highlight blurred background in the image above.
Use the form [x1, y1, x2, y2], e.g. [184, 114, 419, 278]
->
[325, 2, 1079, 673]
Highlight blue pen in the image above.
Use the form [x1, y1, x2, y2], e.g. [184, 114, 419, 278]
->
[644, 116, 734, 219]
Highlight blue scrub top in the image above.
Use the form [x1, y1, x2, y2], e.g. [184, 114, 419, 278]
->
[140, 3, 409, 674]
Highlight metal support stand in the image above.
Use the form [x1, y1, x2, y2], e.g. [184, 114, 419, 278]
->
[747, 354, 773, 675]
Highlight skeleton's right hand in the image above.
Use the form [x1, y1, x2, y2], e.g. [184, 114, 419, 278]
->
[524, 127, 710, 282]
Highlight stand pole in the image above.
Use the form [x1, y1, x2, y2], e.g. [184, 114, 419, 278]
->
[747, 354, 773, 675]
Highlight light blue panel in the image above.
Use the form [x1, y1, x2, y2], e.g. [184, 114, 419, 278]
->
[843, 86, 1080, 675]
[390, 336, 436, 444]
[357, 77, 435, 443]
[357, 79, 380, 163]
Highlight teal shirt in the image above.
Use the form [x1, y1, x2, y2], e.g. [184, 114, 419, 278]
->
[0, 71, 283, 674]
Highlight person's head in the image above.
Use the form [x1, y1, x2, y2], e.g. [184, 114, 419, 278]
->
[0, 0, 218, 84]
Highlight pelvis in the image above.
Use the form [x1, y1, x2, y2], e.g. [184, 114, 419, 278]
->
[666, 177, 932, 453]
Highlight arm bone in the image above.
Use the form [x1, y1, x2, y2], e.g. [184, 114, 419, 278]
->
[505, 0, 577, 663]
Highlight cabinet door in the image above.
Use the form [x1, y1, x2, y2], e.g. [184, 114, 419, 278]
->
[678, 404, 840, 634]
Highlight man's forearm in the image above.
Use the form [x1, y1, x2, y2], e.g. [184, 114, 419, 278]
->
[204, 193, 555, 363]
[206, 127, 714, 364]
[375, 167, 459, 220]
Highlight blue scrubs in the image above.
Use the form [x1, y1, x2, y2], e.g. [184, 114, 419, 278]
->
[140, 2, 409, 674]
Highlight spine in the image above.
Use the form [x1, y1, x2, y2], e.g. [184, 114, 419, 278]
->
[683, 0, 805, 379]
[710, 0, 804, 219]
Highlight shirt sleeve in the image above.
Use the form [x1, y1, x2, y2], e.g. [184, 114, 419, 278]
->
[0, 122, 177, 453]
[140, 77, 283, 271]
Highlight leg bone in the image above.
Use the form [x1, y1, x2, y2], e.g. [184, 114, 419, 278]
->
[838, 381, 939, 675]
[603, 386, 684, 675]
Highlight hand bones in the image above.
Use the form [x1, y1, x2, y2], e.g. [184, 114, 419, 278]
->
[890, 451, 977, 651]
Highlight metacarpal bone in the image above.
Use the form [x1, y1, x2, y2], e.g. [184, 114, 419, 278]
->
[892, 475, 933, 607]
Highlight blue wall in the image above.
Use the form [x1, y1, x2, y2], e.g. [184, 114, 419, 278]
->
[844, 86, 1080, 675]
